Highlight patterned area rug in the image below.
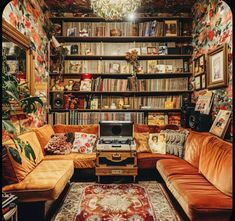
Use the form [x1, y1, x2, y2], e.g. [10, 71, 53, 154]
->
[54, 182, 181, 221]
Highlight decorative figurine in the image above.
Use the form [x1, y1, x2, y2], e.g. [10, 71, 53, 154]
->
[65, 80, 74, 91]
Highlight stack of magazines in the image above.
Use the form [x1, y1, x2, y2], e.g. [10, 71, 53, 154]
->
[2, 193, 18, 219]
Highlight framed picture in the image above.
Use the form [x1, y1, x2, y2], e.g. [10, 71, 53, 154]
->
[80, 80, 92, 91]
[207, 44, 228, 89]
[109, 63, 120, 73]
[195, 75, 201, 90]
[67, 27, 77, 37]
[209, 110, 231, 138]
[164, 20, 178, 36]
[193, 54, 205, 76]
[201, 74, 206, 89]
[147, 47, 158, 55]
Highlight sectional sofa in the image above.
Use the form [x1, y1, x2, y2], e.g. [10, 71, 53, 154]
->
[2, 124, 232, 221]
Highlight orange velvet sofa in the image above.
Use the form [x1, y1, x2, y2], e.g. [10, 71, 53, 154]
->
[31, 123, 180, 170]
[156, 130, 232, 221]
[2, 131, 74, 203]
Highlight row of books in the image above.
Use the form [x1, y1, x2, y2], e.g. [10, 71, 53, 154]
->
[58, 21, 191, 37]
[136, 78, 188, 91]
[60, 42, 192, 56]
[60, 59, 188, 74]
[48, 111, 145, 125]
[148, 112, 181, 126]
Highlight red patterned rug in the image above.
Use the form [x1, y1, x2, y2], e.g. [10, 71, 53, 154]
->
[54, 182, 182, 221]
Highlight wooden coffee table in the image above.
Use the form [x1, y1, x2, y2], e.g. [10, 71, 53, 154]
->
[95, 150, 138, 182]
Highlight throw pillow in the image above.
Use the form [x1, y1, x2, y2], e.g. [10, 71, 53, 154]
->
[45, 133, 74, 155]
[2, 132, 44, 185]
[161, 129, 189, 158]
[134, 132, 151, 153]
[148, 133, 166, 154]
[72, 132, 97, 153]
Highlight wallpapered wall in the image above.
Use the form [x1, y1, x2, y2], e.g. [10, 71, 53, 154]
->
[192, 0, 233, 120]
[3, 0, 51, 130]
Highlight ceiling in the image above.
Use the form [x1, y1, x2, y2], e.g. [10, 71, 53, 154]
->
[44, 0, 195, 14]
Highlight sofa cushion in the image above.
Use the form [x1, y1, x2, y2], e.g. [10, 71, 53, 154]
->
[53, 124, 98, 135]
[156, 159, 198, 182]
[45, 133, 74, 155]
[2, 132, 44, 185]
[32, 124, 55, 153]
[134, 124, 179, 133]
[148, 133, 166, 154]
[137, 152, 178, 169]
[72, 132, 97, 153]
[199, 136, 232, 197]
[164, 174, 232, 221]
[161, 129, 189, 158]
[184, 131, 212, 168]
[134, 132, 151, 153]
[2, 160, 73, 202]
[44, 153, 96, 168]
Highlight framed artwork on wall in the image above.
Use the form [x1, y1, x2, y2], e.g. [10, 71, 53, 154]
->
[201, 74, 206, 89]
[195, 75, 201, 90]
[209, 110, 231, 138]
[207, 44, 228, 89]
[193, 54, 206, 76]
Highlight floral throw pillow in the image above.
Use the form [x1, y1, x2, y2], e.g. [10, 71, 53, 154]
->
[45, 133, 74, 155]
[72, 132, 97, 153]
[161, 129, 189, 158]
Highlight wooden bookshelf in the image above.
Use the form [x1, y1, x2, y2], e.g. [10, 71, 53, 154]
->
[49, 14, 192, 125]
[49, 72, 192, 78]
[55, 36, 192, 43]
[50, 108, 181, 112]
[50, 16, 192, 22]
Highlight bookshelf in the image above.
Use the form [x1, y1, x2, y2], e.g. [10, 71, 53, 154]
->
[48, 14, 193, 125]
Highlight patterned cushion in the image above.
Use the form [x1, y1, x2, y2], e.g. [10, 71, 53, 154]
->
[134, 132, 151, 153]
[148, 133, 166, 154]
[45, 133, 74, 155]
[161, 129, 189, 158]
[2, 132, 44, 185]
[72, 132, 97, 153]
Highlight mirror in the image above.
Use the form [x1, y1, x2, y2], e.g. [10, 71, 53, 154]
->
[2, 18, 34, 96]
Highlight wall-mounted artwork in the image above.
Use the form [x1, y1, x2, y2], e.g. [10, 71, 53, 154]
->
[207, 44, 228, 89]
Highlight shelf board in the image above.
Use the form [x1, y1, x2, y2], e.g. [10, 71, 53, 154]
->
[49, 72, 192, 78]
[50, 16, 192, 22]
[50, 90, 192, 95]
[55, 36, 192, 43]
[49, 108, 181, 113]
[51, 54, 191, 60]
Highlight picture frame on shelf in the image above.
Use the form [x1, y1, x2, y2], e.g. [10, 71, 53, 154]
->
[80, 80, 92, 91]
[193, 54, 205, 76]
[209, 110, 231, 138]
[195, 75, 201, 90]
[164, 20, 178, 36]
[201, 74, 206, 89]
[67, 27, 77, 37]
[207, 44, 228, 89]
[109, 63, 120, 74]
[147, 47, 158, 55]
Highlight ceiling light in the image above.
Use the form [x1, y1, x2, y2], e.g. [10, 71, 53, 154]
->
[90, 0, 141, 20]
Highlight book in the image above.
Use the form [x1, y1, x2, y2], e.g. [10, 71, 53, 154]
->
[209, 110, 232, 138]
[195, 91, 214, 115]
[148, 113, 168, 126]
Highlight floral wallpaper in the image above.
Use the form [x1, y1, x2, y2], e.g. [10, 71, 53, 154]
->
[192, 0, 233, 122]
[2, 0, 52, 132]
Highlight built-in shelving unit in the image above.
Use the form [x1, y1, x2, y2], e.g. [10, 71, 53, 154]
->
[48, 14, 192, 125]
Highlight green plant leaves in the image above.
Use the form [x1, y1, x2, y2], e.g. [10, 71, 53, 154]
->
[2, 120, 17, 134]
[24, 142, 36, 163]
[20, 96, 43, 113]
[9, 147, 22, 164]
